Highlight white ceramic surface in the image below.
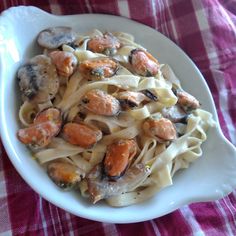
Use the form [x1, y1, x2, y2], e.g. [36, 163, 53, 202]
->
[0, 6, 236, 223]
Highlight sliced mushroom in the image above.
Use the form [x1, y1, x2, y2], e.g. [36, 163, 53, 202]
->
[18, 55, 59, 103]
[87, 163, 150, 203]
[78, 57, 118, 81]
[129, 49, 159, 76]
[175, 123, 187, 137]
[87, 32, 121, 56]
[81, 89, 120, 116]
[162, 105, 188, 123]
[103, 139, 137, 180]
[37, 26, 76, 49]
[47, 160, 85, 190]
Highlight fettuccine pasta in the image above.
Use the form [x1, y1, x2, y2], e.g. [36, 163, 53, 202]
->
[16, 27, 215, 207]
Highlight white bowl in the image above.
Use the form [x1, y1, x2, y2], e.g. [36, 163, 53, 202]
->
[0, 6, 236, 223]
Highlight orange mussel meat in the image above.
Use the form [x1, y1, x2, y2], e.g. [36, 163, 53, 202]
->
[143, 117, 177, 142]
[81, 89, 120, 116]
[129, 49, 159, 77]
[62, 122, 102, 148]
[17, 107, 62, 148]
[79, 58, 118, 81]
[87, 32, 121, 56]
[103, 139, 137, 180]
[47, 160, 84, 190]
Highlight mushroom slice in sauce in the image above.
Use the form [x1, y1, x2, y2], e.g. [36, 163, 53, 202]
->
[87, 32, 121, 56]
[37, 26, 76, 49]
[87, 163, 150, 203]
[161, 105, 188, 123]
[175, 123, 187, 137]
[47, 160, 85, 190]
[18, 55, 59, 103]
[81, 89, 121, 116]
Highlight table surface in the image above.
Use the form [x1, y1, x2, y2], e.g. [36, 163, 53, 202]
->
[0, 0, 236, 235]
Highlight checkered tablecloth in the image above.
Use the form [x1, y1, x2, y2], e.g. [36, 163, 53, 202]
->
[0, 0, 236, 235]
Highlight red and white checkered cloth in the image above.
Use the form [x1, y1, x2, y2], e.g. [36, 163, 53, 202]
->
[0, 0, 236, 235]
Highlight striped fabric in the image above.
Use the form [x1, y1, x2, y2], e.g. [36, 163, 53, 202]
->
[0, 0, 236, 235]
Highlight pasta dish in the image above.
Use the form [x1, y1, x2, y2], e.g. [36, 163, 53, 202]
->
[16, 27, 215, 207]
